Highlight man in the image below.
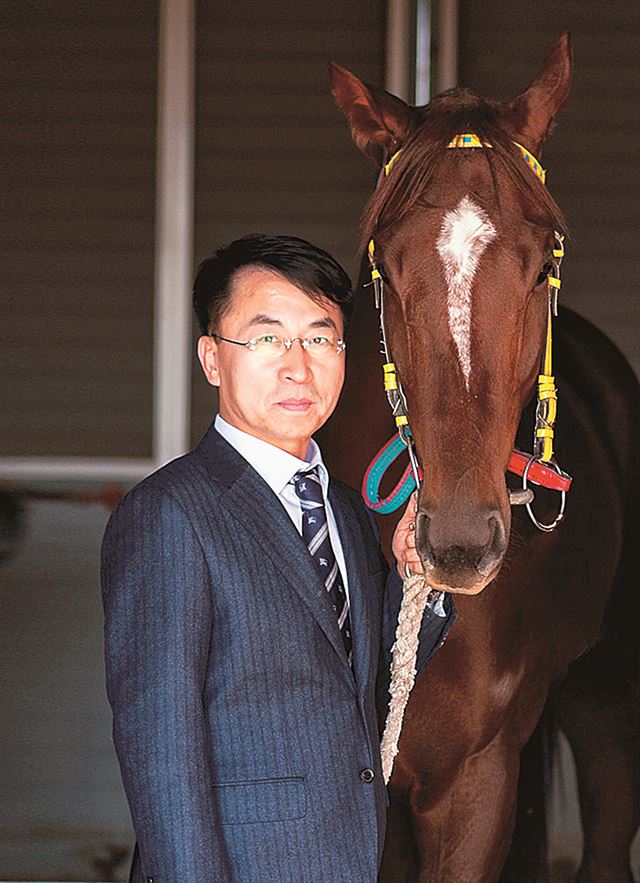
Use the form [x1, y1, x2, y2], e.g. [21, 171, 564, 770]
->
[102, 234, 454, 882]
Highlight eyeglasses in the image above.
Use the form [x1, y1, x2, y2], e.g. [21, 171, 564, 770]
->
[210, 333, 346, 358]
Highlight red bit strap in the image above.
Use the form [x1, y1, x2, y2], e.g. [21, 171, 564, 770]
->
[508, 450, 572, 492]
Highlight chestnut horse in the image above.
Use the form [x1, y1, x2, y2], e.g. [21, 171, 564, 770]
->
[321, 34, 640, 882]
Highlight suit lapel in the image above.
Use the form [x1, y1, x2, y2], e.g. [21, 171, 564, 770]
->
[328, 485, 374, 698]
[197, 425, 352, 672]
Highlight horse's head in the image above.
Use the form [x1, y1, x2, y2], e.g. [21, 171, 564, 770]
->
[331, 35, 572, 593]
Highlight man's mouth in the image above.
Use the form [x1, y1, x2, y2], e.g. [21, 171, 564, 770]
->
[277, 398, 314, 412]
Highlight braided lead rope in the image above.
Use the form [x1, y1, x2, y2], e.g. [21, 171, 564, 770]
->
[380, 571, 434, 783]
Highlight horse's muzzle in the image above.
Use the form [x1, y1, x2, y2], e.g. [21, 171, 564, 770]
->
[415, 508, 507, 594]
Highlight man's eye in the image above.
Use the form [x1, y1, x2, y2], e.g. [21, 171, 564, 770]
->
[310, 336, 330, 346]
[536, 263, 553, 286]
[256, 334, 280, 345]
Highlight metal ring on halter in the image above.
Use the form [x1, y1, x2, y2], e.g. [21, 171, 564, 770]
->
[522, 455, 567, 532]
[404, 563, 415, 579]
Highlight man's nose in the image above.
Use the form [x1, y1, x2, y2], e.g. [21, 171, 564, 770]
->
[280, 339, 313, 381]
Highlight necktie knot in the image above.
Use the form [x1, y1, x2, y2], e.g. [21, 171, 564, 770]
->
[293, 467, 324, 505]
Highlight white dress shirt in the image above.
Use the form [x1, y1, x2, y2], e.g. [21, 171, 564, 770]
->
[214, 414, 350, 600]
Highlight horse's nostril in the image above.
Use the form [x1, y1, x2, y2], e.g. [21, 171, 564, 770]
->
[477, 515, 507, 576]
[415, 512, 435, 567]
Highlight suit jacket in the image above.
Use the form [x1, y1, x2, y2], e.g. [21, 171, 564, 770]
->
[102, 424, 454, 883]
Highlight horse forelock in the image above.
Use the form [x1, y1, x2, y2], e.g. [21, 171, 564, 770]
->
[360, 93, 566, 251]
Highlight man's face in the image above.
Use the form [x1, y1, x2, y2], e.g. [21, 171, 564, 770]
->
[198, 267, 346, 459]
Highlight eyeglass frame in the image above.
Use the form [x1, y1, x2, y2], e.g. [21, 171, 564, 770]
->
[209, 332, 347, 355]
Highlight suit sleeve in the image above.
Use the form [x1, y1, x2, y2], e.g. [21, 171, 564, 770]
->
[101, 485, 232, 881]
[372, 509, 457, 724]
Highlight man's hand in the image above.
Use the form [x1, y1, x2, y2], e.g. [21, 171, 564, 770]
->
[391, 494, 424, 577]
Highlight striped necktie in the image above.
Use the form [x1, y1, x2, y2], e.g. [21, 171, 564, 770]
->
[293, 468, 352, 661]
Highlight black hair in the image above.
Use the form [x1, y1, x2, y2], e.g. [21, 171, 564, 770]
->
[193, 233, 353, 334]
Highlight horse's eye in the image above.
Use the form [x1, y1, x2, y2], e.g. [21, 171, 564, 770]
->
[536, 263, 553, 286]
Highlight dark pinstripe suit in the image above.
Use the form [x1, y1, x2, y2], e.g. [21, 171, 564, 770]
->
[102, 424, 454, 882]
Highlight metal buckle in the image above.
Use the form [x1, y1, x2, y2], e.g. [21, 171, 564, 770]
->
[522, 455, 567, 532]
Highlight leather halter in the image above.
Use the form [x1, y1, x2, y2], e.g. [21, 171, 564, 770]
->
[362, 135, 571, 532]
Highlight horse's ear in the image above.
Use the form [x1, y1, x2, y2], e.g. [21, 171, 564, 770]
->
[503, 32, 572, 152]
[329, 61, 417, 157]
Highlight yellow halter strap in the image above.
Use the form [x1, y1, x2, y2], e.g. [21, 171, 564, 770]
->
[446, 133, 546, 184]
[535, 233, 564, 461]
[382, 134, 546, 186]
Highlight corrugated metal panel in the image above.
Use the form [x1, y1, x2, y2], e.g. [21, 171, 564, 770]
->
[190, 0, 386, 443]
[459, 1, 640, 378]
[1, 2, 158, 458]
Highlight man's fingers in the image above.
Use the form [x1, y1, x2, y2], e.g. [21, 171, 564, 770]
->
[391, 492, 421, 576]
[398, 495, 418, 534]
[402, 555, 424, 577]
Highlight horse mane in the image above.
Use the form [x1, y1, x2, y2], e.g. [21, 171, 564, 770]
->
[361, 89, 567, 250]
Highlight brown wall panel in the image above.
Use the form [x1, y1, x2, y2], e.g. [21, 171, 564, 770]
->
[1, 2, 158, 458]
[458, 1, 640, 378]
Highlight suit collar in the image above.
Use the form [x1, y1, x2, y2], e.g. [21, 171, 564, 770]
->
[329, 483, 375, 698]
[196, 423, 356, 682]
[195, 421, 249, 485]
[213, 413, 330, 498]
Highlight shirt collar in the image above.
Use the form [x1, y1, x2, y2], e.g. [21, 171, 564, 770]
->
[214, 414, 329, 497]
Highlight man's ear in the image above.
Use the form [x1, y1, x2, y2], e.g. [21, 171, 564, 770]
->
[500, 32, 572, 154]
[197, 335, 220, 387]
[329, 61, 417, 157]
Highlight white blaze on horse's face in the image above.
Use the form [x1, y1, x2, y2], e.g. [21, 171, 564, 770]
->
[436, 196, 497, 389]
